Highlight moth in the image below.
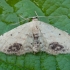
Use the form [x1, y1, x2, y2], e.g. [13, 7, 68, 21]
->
[0, 17, 70, 55]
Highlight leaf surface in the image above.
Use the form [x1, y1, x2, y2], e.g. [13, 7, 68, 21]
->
[0, 0, 70, 70]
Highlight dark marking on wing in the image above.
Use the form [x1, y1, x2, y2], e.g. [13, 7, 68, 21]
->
[40, 42, 42, 44]
[49, 42, 64, 51]
[10, 34, 12, 36]
[18, 32, 20, 33]
[59, 33, 61, 35]
[7, 43, 22, 52]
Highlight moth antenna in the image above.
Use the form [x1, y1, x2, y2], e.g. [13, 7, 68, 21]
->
[34, 11, 39, 19]
[47, 16, 62, 17]
[19, 15, 24, 19]
[11, 16, 30, 25]
[11, 19, 26, 25]
[11, 13, 62, 25]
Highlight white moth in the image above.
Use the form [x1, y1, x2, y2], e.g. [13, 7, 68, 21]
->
[0, 18, 70, 55]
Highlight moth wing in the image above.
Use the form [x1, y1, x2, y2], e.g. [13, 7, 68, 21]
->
[38, 21, 70, 55]
[0, 22, 34, 55]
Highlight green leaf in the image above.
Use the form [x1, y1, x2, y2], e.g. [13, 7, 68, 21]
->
[0, 0, 70, 70]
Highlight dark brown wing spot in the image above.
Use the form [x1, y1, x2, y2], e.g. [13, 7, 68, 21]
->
[49, 42, 64, 51]
[10, 34, 12, 36]
[59, 34, 61, 35]
[40, 42, 42, 44]
[7, 43, 22, 52]
[18, 32, 20, 33]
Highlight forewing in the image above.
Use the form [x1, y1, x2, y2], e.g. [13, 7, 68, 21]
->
[39, 21, 70, 55]
[0, 22, 33, 55]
